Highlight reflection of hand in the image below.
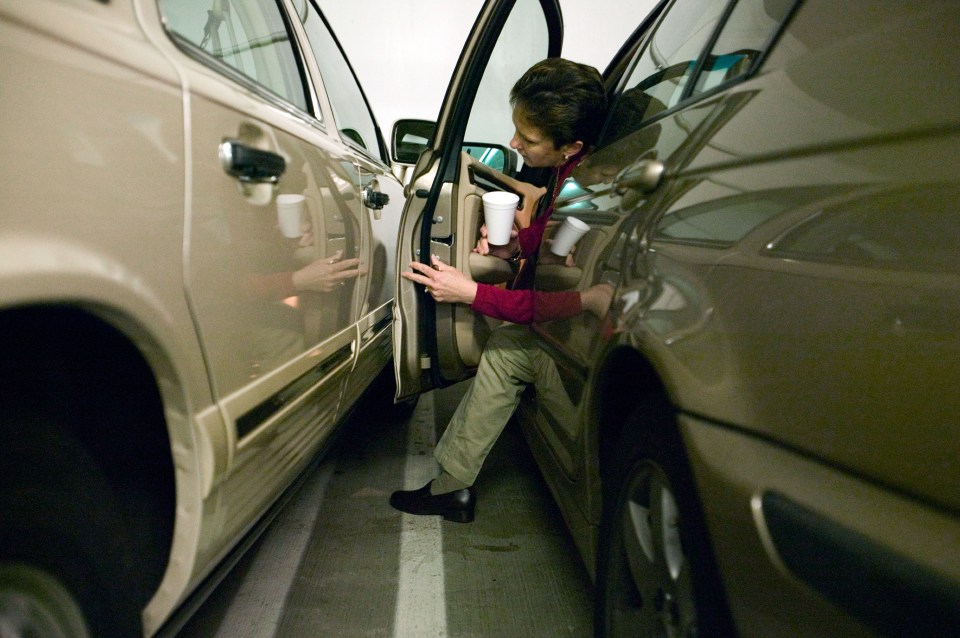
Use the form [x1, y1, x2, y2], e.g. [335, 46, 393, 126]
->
[292, 249, 365, 292]
[539, 238, 576, 267]
[580, 283, 614, 317]
[402, 254, 478, 305]
[298, 228, 314, 248]
[473, 223, 518, 259]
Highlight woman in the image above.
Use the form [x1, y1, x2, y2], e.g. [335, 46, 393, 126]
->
[390, 58, 612, 522]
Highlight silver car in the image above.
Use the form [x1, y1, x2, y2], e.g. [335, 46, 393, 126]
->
[1, 0, 403, 635]
[393, 0, 960, 636]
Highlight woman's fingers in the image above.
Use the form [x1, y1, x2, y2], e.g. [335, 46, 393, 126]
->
[331, 257, 361, 272]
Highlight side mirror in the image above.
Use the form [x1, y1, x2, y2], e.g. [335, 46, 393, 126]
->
[392, 119, 435, 165]
[391, 119, 519, 175]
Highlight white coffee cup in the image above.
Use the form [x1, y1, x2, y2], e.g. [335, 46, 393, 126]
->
[549, 216, 589, 256]
[482, 191, 520, 246]
[277, 193, 305, 238]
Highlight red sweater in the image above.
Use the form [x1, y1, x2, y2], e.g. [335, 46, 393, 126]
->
[469, 156, 583, 325]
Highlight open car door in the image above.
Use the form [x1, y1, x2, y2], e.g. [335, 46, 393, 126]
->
[393, 0, 563, 400]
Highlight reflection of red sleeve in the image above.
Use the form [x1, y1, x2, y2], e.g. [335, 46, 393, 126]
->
[517, 213, 549, 258]
[244, 272, 296, 300]
[471, 283, 581, 325]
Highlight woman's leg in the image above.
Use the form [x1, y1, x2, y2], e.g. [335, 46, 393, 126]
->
[434, 324, 538, 487]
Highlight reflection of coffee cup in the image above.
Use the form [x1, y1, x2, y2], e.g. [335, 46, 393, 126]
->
[549, 216, 589, 256]
[277, 194, 305, 238]
[482, 191, 519, 246]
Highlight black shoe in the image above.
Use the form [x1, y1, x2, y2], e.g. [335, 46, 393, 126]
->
[389, 481, 476, 523]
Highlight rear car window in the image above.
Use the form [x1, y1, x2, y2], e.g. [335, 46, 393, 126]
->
[693, 0, 797, 94]
[159, 0, 309, 112]
[767, 185, 960, 274]
[601, 0, 798, 148]
[294, 1, 381, 159]
[623, 0, 726, 119]
[653, 187, 833, 245]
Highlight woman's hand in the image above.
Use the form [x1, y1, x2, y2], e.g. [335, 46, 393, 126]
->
[473, 223, 519, 260]
[292, 249, 365, 292]
[539, 238, 576, 267]
[580, 283, 615, 317]
[402, 255, 478, 305]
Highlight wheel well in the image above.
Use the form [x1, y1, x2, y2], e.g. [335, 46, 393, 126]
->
[593, 345, 670, 477]
[0, 305, 176, 608]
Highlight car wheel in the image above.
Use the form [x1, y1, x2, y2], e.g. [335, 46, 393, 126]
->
[0, 420, 143, 638]
[0, 564, 92, 638]
[595, 400, 732, 637]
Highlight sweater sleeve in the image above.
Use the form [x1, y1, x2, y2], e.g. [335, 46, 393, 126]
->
[517, 214, 548, 258]
[244, 271, 297, 300]
[470, 283, 581, 325]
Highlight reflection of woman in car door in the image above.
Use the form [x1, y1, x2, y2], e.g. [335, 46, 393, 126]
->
[391, 58, 613, 522]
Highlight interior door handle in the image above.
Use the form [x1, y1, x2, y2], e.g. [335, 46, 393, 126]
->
[219, 139, 286, 183]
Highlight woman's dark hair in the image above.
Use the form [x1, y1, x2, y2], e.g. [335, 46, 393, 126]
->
[510, 58, 607, 150]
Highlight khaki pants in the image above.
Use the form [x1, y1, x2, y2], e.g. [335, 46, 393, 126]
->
[434, 323, 573, 485]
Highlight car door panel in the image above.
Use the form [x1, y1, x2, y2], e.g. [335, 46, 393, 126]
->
[521, 0, 807, 508]
[394, 0, 562, 400]
[522, 174, 652, 483]
[153, 0, 369, 575]
[185, 104, 364, 565]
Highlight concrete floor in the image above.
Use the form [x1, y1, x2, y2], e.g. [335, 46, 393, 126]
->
[177, 380, 594, 637]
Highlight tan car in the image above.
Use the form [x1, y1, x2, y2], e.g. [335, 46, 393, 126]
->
[0, 0, 405, 636]
[393, 0, 960, 636]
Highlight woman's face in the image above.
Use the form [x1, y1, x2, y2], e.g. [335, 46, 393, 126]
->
[509, 108, 580, 168]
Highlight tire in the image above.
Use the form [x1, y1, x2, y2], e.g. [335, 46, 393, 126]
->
[595, 399, 733, 637]
[0, 564, 92, 638]
[0, 420, 143, 638]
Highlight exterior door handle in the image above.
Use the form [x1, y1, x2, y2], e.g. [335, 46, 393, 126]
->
[219, 140, 286, 184]
[614, 158, 664, 210]
[363, 183, 389, 220]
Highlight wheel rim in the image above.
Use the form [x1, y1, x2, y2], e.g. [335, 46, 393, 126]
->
[0, 564, 91, 638]
[608, 460, 698, 638]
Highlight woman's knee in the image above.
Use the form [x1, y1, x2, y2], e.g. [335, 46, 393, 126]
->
[478, 326, 535, 376]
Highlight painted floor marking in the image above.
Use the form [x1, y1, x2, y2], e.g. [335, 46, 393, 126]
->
[393, 391, 448, 637]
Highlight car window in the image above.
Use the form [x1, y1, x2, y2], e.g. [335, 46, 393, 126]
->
[655, 191, 789, 244]
[599, 0, 796, 149]
[294, 0, 382, 160]
[609, 0, 726, 132]
[159, 0, 308, 112]
[651, 186, 843, 245]
[767, 186, 960, 274]
[464, 0, 551, 172]
[693, 0, 797, 95]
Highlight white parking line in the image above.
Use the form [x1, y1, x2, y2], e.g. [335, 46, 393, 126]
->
[212, 460, 335, 638]
[393, 391, 448, 637]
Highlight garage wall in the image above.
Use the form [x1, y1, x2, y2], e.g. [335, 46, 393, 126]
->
[317, 0, 659, 140]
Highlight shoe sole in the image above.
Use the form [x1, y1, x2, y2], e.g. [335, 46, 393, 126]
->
[442, 509, 475, 524]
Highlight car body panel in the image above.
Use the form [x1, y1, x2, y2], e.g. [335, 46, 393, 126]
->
[574, 0, 958, 634]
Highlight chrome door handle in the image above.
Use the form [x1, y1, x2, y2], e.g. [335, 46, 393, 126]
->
[363, 184, 389, 220]
[614, 158, 664, 193]
[219, 140, 286, 184]
[613, 158, 664, 210]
